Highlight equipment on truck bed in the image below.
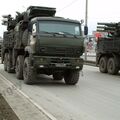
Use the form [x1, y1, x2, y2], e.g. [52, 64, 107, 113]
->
[97, 22, 120, 37]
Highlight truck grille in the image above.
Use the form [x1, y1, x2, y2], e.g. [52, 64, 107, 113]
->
[39, 46, 82, 57]
[50, 58, 70, 63]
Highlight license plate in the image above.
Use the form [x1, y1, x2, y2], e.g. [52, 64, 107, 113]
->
[56, 63, 66, 67]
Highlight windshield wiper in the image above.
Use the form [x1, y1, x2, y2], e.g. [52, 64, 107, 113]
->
[60, 31, 74, 35]
[40, 31, 64, 35]
[60, 31, 79, 37]
[40, 31, 53, 34]
[40, 31, 68, 37]
[40, 31, 79, 37]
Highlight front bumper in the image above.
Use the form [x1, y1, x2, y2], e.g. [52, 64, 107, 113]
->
[31, 56, 84, 70]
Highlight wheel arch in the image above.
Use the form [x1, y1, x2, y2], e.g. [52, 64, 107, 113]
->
[97, 53, 118, 65]
[98, 53, 120, 69]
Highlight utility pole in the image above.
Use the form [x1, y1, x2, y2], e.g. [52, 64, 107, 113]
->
[85, 0, 88, 28]
[84, 0, 88, 60]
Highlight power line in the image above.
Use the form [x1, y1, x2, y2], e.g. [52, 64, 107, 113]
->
[57, 0, 79, 12]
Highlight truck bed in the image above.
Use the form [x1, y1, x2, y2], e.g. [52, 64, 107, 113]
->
[97, 38, 120, 53]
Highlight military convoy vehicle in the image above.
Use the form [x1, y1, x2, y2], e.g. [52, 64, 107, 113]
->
[1, 6, 85, 85]
[96, 22, 120, 74]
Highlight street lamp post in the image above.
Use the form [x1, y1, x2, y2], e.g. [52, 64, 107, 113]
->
[85, 0, 88, 28]
[84, 0, 88, 61]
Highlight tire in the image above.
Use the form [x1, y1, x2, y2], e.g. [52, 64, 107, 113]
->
[7, 53, 12, 73]
[64, 70, 80, 85]
[4, 53, 8, 71]
[107, 57, 119, 75]
[15, 55, 24, 79]
[53, 73, 63, 81]
[99, 56, 108, 73]
[23, 57, 36, 84]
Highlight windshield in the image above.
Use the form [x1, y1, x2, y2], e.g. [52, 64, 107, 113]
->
[38, 21, 81, 36]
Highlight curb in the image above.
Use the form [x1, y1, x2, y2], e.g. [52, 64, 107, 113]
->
[0, 73, 57, 120]
[84, 60, 96, 67]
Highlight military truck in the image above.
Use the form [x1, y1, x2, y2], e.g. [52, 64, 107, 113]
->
[96, 22, 120, 74]
[1, 6, 85, 85]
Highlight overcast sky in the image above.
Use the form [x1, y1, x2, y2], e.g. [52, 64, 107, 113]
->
[0, 0, 120, 36]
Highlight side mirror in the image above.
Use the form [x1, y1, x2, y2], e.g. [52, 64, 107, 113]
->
[80, 19, 84, 24]
[84, 26, 88, 35]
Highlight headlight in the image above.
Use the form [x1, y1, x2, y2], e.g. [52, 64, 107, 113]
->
[40, 47, 46, 52]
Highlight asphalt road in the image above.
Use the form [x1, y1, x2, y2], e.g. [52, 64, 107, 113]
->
[0, 64, 120, 120]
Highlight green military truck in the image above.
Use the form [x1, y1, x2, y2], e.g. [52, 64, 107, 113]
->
[1, 6, 85, 85]
[96, 22, 120, 75]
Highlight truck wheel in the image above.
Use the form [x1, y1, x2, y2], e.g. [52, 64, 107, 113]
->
[99, 57, 108, 73]
[4, 53, 8, 71]
[64, 70, 80, 85]
[53, 73, 63, 81]
[7, 53, 12, 73]
[16, 55, 24, 79]
[107, 57, 119, 75]
[23, 57, 36, 84]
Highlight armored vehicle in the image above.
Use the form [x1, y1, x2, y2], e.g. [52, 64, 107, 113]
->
[96, 22, 120, 74]
[1, 6, 84, 85]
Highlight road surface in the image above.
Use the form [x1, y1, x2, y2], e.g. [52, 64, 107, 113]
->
[0, 64, 120, 120]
